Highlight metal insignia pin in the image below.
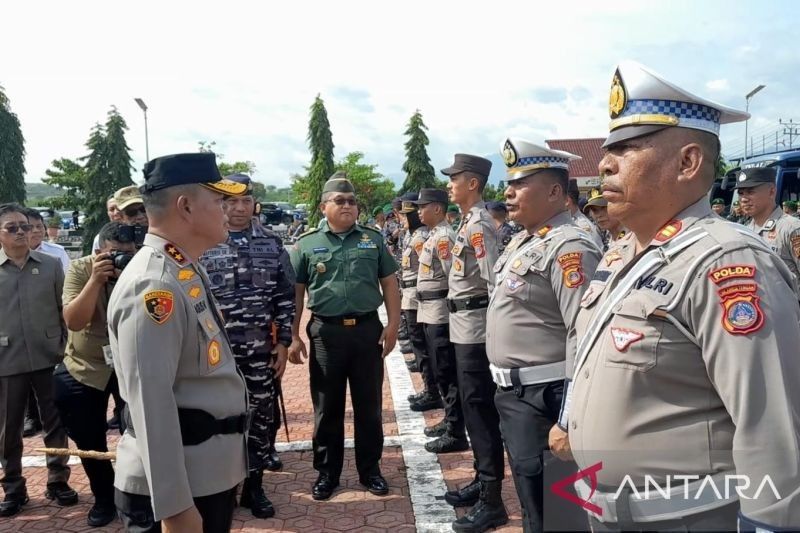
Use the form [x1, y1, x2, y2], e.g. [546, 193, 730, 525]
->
[31, 268, 39, 275]
[316, 262, 327, 273]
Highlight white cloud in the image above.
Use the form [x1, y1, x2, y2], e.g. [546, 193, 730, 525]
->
[706, 79, 730, 91]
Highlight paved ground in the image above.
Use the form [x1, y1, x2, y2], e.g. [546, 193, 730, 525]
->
[3, 309, 524, 532]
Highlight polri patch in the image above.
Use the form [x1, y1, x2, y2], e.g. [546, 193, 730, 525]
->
[437, 238, 451, 260]
[557, 252, 585, 289]
[471, 232, 486, 259]
[717, 282, 764, 335]
[144, 290, 174, 325]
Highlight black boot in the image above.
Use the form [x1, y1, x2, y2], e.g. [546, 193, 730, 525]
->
[444, 476, 481, 507]
[424, 431, 469, 454]
[240, 470, 275, 518]
[409, 390, 443, 412]
[452, 480, 508, 532]
[423, 419, 447, 438]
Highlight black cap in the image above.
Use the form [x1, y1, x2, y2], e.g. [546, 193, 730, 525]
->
[733, 167, 776, 189]
[141, 153, 247, 195]
[440, 153, 492, 178]
[486, 201, 507, 213]
[391, 197, 403, 210]
[412, 188, 449, 206]
[399, 192, 419, 213]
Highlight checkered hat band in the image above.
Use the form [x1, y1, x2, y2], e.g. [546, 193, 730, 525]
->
[512, 156, 569, 169]
[623, 99, 721, 123]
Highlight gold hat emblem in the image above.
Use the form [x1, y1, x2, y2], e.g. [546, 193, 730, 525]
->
[502, 139, 518, 167]
[609, 71, 626, 119]
[589, 188, 602, 200]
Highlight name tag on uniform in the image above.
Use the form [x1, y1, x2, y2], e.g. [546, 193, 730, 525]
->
[251, 243, 278, 256]
[0, 336, 8, 347]
[312, 247, 329, 253]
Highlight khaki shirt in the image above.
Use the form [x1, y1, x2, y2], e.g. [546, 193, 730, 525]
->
[417, 221, 455, 324]
[108, 234, 247, 521]
[569, 199, 800, 527]
[400, 226, 430, 310]
[0, 249, 65, 376]
[448, 202, 499, 344]
[747, 206, 800, 284]
[571, 210, 605, 251]
[62, 255, 113, 390]
[487, 212, 601, 369]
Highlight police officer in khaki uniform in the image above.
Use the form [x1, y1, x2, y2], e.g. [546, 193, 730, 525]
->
[289, 173, 400, 501]
[566, 179, 605, 251]
[735, 167, 800, 284]
[398, 193, 441, 411]
[551, 61, 800, 531]
[413, 188, 468, 454]
[442, 154, 507, 532]
[583, 188, 628, 250]
[108, 153, 250, 533]
[488, 139, 601, 533]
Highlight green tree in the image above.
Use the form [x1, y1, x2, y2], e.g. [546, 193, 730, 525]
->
[0, 85, 26, 203]
[334, 152, 395, 215]
[42, 158, 87, 210]
[294, 95, 335, 226]
[482, 181, 506, 202]
[198, 140, 256, 177]
[81, 107, 135, 253]
[400, 110, 436, 194]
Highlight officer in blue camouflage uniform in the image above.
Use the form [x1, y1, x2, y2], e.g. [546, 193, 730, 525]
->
[199, 174, 295, 519]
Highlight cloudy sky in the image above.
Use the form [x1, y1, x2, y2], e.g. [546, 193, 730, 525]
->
[2, 0, 798, 188]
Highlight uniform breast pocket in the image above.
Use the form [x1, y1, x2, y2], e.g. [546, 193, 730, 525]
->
[502, 272, 530, 302]
[604, 293, 662, 372]
[309, 252, 334, 278]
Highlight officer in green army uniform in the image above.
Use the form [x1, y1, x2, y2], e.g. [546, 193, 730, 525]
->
[288, 172, 401, 501]
[108, 153, 250, 533]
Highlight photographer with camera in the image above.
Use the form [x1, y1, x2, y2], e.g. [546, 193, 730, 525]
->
[52, 221, 136, 527]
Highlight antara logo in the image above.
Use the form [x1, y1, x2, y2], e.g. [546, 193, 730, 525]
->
[550, 462, 603, 515]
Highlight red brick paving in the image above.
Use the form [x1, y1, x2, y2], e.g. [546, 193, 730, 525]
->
[5, 310, 525, 531]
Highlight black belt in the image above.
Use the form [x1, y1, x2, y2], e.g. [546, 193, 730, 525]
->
[313, 310, 378, 326]
[447, 295, 489, 312]
[399, 279, 417, 289]
[417, 289, 449, 301]
[123, 406, 250, 446]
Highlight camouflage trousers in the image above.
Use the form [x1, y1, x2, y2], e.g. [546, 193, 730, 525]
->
[230, 335, 276, 473]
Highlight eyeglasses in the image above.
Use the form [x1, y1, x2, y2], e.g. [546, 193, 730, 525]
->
[123, 205, 146, 217]
[1, 224, 33, 234]
[327, 198, 357, 207]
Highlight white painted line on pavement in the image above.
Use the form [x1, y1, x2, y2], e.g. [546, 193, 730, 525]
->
[381, 308, 457, 533]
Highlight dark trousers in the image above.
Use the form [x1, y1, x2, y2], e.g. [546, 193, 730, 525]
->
[496, 381, 583, 533]
[423, 322, 465, 436]
[308, 313, 384, 480]
[115, 487, 237, 533]
[26, 389, 41, 425]
[588, 500, 738, 532]
[0, 367, 70, 498]
[52, 364, 118, 507]
[404, 309, 437, 391]
[453, 343, 504, 482]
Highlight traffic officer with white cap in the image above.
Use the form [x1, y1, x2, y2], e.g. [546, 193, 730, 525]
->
[488, 139, 601, 533]
[442, 153, 507, 532]
[108, 153, 250, 532]
[734, 166, 800, 285]
[551, 61, 800, 531]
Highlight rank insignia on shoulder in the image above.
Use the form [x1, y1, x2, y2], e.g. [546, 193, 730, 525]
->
[144, 290, 174, 324]
[178, 269, 195, 281]
[708, 264, 756, 285]
[610, 327, 643, 352]
[208, 339, 221, 366]
[470, 232, 486, 259]
[536, 225, 552, 238]
[604, 249, 622, 266]
[164, 244, 187, 264]
[188, 285, 202, 299]
[653, 220, 682, 243]
[557, 252, 585, 288]
[717, 282, 764, 335]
